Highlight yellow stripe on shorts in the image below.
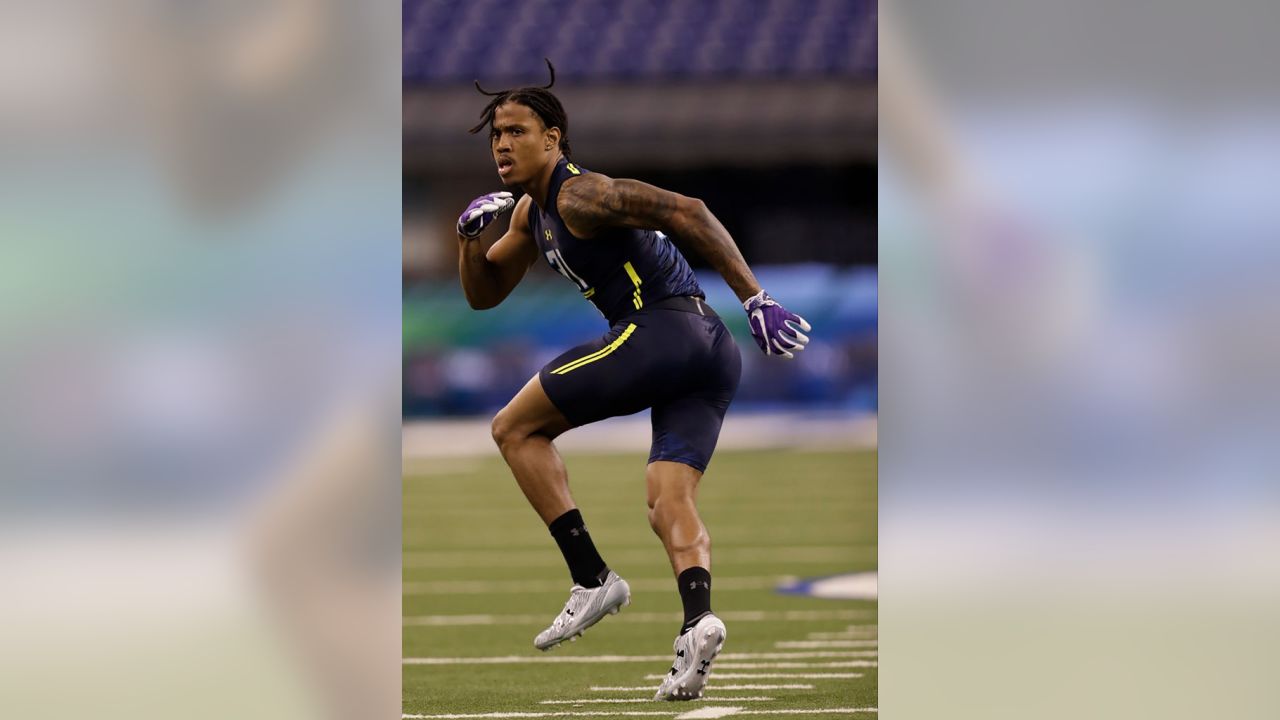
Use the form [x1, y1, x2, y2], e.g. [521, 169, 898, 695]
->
[550, 323, 637, 375]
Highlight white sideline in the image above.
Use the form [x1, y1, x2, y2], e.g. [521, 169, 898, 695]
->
[405, 610, 873, 627]
[540, 698, 772, 705]
[403, 413, 877, 459]
[405, 652, 878, 665]
[590, 685, 815, 692]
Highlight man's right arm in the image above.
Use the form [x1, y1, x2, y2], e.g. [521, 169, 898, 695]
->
[459, 194, 538, 309]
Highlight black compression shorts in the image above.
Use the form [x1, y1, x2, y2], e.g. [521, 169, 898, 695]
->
[539, 296, 742, 472]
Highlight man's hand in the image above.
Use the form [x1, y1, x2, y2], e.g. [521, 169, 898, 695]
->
[457, 191, 516, 238]
[743, 290, 812, 360]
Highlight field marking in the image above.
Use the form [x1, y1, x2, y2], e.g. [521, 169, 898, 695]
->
[675, 708, 742, 719]
[404, 546, 874, 569]
[715, 662, 869, 669]
[404, 702, 875, 712]
[770, 649, 877, 658]
[774, 640, 877, 649]
[643, 673, 865, 680]
[777, 572, 877, 601]
[590, 685, 814, 692]
[404, 576, 791, 595]
[541, 698, 771, 705]
[405, 652, 877, 666]
[405, 610, 873, 627]
[737, 711, 877, 716]
[805, 632, 877, 640]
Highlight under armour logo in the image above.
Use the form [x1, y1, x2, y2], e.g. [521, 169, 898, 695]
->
[697, 659, 711, 675]
[676, 650, 685, 658]
[688, 581, 709, 590]
[570, 528, 581, 537]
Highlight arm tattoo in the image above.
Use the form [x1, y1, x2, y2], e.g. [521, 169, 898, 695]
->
[560, 175, 678, 233]
[560, 174, 761, 302]
[598, 178, 678, 227]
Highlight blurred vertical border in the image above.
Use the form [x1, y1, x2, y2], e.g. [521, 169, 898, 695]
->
[881, 1, 1280, 717]
[1, 1, 402, 718]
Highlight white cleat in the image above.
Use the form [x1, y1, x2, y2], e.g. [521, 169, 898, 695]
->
[654, 613, 726, 701]
[533, 570, 631, 651]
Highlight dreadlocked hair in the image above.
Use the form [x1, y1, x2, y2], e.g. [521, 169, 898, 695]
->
[469, 58, 571, 158]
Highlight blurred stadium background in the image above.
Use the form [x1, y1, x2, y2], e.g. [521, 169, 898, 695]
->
[403, 0, 878, 423]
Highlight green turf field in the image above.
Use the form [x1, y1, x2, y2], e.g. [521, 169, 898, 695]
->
[404, 448, 877, 719]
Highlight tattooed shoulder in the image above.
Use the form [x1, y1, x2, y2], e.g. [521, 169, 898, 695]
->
[557, 173, 610, 232]
[559, 173, 679, 235]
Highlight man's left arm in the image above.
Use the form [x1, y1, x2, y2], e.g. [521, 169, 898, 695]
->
[560, 174, 812, 359]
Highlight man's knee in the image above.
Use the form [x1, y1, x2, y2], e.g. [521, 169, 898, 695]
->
[490, 407, 520, 451]
[491, 406, 560, 451]
[646, 490, 692, 531]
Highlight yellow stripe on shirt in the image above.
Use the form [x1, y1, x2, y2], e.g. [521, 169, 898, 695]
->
[624, 261, 643, 309]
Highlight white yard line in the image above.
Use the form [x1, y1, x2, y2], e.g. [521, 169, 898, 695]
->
[405, 655, 671, 665]
[774, 640, 877, 649]
[642, 673, 865, 680]
[541, 698, 772, 705]
[737, 711, 877, 716]
[805, 632, 877, 640]
[722, 653, 875, 661]
[715, 662, 869, 669]
[674, 708, 743, 720]
[770, 650, 877, 658]
[404, 577, 791, 595]
[406, 610, 873, 627]
[590, 686, 814, 692]
[405, 652, 877, 665]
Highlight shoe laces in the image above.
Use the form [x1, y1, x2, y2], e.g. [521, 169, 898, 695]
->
[670, 634, 693, 671]
[550, 585, 591, 631]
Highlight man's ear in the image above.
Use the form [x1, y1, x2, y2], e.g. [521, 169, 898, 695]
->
[544, 126, 561, 150]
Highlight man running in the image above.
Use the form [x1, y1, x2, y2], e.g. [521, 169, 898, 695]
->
[456, 62, 811, 701]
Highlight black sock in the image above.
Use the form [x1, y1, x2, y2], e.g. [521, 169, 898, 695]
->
[677, 566, 713, 632]
[548, 509, 608, 588]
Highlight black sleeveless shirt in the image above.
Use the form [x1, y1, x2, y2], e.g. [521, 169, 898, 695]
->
[528, 158, 704, 325]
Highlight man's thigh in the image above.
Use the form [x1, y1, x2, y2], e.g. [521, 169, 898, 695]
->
[538, 319, 674, 428]
[494, 373, 574, 438]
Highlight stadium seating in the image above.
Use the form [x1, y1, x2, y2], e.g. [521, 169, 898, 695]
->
[403, 0, 877, 84]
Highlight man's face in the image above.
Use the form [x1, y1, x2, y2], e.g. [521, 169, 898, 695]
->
[490, 102, 555, 186]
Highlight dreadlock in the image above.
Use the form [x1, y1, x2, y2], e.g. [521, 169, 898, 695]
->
[469, 58, 572, 158]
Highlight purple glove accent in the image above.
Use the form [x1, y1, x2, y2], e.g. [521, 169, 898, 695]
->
[743, 290, 812, 360]
[457, 191, 515, 238]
